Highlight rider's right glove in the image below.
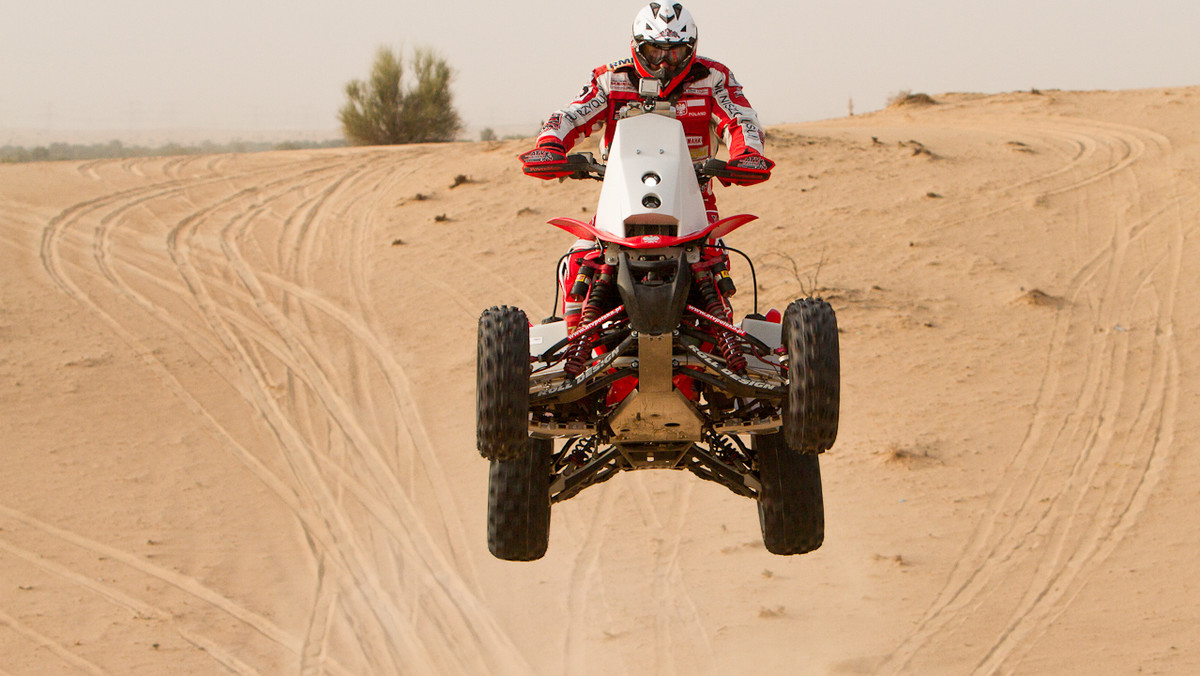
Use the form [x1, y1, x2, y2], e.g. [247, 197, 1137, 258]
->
[520, 141, 573, 180]
[719, 149, 776, 186]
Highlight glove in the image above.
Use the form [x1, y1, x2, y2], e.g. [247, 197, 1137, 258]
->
[520, 141, 572, 180]
[719, 150, 775, 186]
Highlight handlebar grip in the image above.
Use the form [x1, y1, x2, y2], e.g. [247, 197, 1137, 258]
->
[697, 159, 731, 178]
[565, 153, 605, 180]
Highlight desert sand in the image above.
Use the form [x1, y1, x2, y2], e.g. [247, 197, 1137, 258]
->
[2, 86, 1198, 675]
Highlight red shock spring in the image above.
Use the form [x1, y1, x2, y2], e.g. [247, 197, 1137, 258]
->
[564, 263, 615, 376]
[694, 265, 747, 373]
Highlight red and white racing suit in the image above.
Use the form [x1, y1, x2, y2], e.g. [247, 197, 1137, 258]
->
[536, 55, 767, 223]
[536, 56, 768, 325]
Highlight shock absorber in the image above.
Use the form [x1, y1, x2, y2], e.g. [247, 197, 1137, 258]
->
[693, 263, 747, 373]
[564, 259, 598, 332]
[564, 255, 597, 331]
[712, 256, 737, 297]
[565, 262, 616, 376]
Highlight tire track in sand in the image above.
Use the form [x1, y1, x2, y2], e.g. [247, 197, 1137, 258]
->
[562, 482, 621, 675]
[166, 154, 533, 674]
[71, 156, 492, 672]
[35, 148, 534, 673]
[301, 156, 484, 584]
[35, 157, 380, 671]
[0, 503, 300, 655]
[168, 175, 469, 673]
[879, 117, 1186, 675]
[625, 475, 716, 675]
[971, 191, 1190, 675]
[0, 606, 106, 676]
[218, 155, 504, 664]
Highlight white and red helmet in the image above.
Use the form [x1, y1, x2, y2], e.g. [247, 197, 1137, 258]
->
[631, 3, 699, 95]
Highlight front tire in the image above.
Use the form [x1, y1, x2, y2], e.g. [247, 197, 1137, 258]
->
[477, 306, 530, 461]
[782, 298, 840, 453]
[487, 437, 552, 561]
[755, 432, 824, 555]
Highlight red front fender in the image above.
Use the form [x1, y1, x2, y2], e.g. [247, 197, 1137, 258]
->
[549, 214, 758, 248]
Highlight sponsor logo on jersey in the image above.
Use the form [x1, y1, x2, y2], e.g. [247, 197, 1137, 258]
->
[686, 135, 704, 146]
[716, 90, 738, 117]
[562, 91, 608, 123]
[606, 57, 635, 70]
[610, 75, 636, 93]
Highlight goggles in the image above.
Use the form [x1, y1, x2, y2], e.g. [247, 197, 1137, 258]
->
[639, 42, 692, 68]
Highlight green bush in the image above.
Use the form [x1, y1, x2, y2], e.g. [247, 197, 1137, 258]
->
[339, 46, 463, 145]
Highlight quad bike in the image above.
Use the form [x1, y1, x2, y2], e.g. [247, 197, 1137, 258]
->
[478, 102, 839, 561]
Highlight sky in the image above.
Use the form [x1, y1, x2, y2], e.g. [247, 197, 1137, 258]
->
[1, 0, 1197, 143]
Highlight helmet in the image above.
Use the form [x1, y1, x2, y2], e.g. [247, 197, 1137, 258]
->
[631, 3, 698, 94]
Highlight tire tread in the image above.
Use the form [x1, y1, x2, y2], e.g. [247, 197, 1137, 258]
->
[487, 438, 552, 561]
[782, 298, 840, 453]
[755, 433, 824, 555]
[477, 306, 530, 461]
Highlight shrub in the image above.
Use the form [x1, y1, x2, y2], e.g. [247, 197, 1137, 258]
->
[339, 46, 463, 146]
[887, 90, 937, 108]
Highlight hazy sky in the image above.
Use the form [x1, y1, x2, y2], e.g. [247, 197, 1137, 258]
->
[1, 0, 1196, 141]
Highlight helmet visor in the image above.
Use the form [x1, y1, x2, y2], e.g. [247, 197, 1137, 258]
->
[638, 42, 692, 69]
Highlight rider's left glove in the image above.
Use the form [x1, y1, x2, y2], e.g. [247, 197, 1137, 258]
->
[720, 149, 775, 186]
[520, 141, 573, 180]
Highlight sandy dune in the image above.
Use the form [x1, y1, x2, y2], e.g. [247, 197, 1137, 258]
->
[2, 86, 1198, 675]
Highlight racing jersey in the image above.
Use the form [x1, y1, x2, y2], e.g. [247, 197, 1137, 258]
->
[535, 56, 766, 164]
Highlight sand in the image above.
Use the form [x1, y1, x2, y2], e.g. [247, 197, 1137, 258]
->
[1, 86, 1198, 675]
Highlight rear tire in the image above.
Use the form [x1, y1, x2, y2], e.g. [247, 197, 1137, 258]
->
[755, 432, 824, 555]
[782, 298, 840, 453]
[477, 306, 530, 461]
[487, 437, 552, 561]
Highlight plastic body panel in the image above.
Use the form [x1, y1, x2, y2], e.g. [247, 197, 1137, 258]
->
[594, 113, 709, 239]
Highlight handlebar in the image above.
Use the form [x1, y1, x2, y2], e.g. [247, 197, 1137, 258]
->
[563, 153, 605, 180]
[563, 153, 732, 183]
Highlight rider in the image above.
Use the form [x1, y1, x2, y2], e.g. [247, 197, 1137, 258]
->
[520, 2, 775, 329]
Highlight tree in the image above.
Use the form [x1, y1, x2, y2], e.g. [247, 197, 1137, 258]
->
[339, 46, 463, 146]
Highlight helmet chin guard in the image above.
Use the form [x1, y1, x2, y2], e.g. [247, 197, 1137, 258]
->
[631, 3, 698, 95]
